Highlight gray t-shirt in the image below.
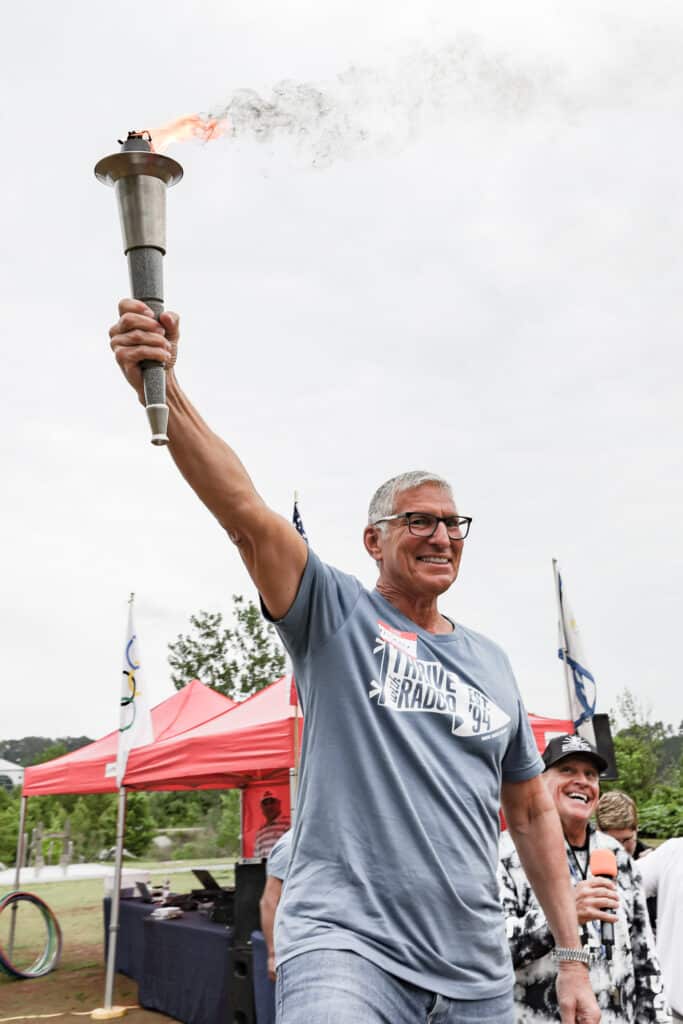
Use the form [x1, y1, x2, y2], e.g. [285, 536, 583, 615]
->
[267, 829, 292, 881]
[269, 550, 542, 999]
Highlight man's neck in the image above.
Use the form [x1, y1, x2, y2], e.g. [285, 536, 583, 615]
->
[375, 582, 454, 634]
[565, 825, 589, 848]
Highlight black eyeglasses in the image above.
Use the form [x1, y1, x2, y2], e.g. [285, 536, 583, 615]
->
[372, 512, 472, 540]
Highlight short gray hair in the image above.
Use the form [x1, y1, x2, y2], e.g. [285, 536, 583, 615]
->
[368, 471, 454, 527]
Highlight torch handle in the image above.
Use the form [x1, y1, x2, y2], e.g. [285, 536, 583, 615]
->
[127, 251, 169, 446]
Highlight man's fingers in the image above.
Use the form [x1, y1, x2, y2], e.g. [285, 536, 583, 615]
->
[159, 310, 180, 342]
[118, 297, 155, 317]
[109, 299, 180, 395]
[113, 343, 171, 362]
[595, 909, 619, 922]
[110, 326, 171, 350]
[112, 341, 173, 369]
[109, 312, 165, 339]
[588, 890, 619, 905]
[587, 878, 617, 892]
[580, 896, 618, 909]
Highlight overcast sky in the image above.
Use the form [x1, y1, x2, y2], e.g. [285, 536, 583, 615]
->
[2, 1, 681, 743]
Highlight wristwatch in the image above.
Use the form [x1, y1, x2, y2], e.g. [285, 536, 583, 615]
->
[551, 947, 592, 965]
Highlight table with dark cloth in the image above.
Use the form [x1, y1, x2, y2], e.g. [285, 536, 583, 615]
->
[103, 900, 275, 1023]
[250, 930, 275, 1024]
[103, 896, 156, 981]
[140, 911, 234, 1024]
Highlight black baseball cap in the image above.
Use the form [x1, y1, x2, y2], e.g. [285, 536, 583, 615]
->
[542, 733, 608, 773]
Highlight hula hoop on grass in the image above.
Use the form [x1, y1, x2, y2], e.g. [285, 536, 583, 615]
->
[0, 890, 62, 979]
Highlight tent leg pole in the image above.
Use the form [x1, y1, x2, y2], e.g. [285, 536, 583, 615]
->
[8, 795, 27, 958]
[92, 787, 128, 1020]
[291, 689, 300, 826]
[239, 788, 244, 860]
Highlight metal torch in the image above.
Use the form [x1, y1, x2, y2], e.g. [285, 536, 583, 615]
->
[95, 131, 183, 445]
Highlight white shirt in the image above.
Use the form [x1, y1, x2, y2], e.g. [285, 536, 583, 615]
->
[638, 838, 683, 1015]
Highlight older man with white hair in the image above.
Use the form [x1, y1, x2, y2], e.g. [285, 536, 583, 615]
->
[108, 299, 600, 1024]
[498, 734, 668, 1024]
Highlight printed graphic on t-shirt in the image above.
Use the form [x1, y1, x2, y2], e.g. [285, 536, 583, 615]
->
[369, 621, 511, 739]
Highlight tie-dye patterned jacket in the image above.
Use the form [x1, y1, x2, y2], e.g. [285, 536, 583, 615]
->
[497, 826, 670, 1024]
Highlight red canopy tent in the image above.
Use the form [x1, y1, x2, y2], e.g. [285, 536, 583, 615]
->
[19, 675, 297, 858]
[122, 674, 298, 792]
[121, 674, 299, 856]
[528, 713, 573, 753]
[22, 679, 236, 797]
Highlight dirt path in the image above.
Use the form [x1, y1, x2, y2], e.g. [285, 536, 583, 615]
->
[0, 946, 177, 1023]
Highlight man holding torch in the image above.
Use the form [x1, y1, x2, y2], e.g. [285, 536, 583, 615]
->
[109, 299, 600, 1024]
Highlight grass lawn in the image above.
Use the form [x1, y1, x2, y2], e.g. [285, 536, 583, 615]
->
[0, 860, 235, 1023]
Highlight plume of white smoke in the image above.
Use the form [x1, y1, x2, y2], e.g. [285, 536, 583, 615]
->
[208, 36, 567, 166]
[205, 28, 683, 167]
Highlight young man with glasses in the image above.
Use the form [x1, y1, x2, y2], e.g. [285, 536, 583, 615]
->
[108, 300, 599, 1024]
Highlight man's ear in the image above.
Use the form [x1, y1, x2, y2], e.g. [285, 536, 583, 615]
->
[363, 524, 383, 562]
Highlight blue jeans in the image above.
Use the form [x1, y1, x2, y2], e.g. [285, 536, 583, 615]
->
[276, 949, 515, 1024]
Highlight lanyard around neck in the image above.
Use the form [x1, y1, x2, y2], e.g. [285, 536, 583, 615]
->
[567, 842, 589, 882]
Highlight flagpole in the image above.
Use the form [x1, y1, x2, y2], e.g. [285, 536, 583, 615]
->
[8, 795, 27, 959]
[239, 788, 244, 859]
[288, 489, 307, 823]
[552, 558, 575, 726]
[93, 590, 154, 1020]
[290, 674, 300, 823]
[293, 696, 300, 774]
[92, 786, 128, 1020]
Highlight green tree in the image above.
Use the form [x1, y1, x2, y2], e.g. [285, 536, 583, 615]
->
[0, 736, 92, 767]
[101, 793, 155, 858]
[31, 742, 69, 765]
[70, 796, 108, 861]
[148, 790, 222, 830]
[605, 688, 674, 795]
[0, 791, 20, 864]
[0, 807, 17, 864]
[603, 734, 659, 806]
[603, 687, 683, 839]
[168, 595, 286, 700]
[638, 786, 683, 838]
[216, 791, 241, 856]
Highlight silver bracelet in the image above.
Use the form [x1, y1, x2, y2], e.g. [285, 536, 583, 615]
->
[551, 947, 592, 965]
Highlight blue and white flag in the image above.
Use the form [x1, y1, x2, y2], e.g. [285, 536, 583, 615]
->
[554, 562, 597, 744]
[293, 497, 308, 543]
[116, 594, 154, 786]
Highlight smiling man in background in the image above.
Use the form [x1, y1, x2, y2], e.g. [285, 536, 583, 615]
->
[498, 734, 668, 1023]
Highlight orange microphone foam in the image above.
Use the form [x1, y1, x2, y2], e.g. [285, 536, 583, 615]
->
[589, 848, 618, 878]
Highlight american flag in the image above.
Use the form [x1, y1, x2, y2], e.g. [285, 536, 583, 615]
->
[293, 498, 308, 543]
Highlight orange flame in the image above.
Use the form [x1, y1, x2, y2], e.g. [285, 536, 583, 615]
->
[148, 114, 229, 154]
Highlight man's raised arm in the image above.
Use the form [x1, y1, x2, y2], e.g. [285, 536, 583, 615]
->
[109, 299, 308, 619]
